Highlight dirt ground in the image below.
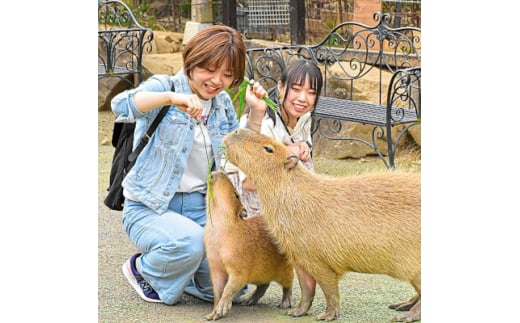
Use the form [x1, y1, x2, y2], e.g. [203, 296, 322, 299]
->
[98, 110, 420, 322]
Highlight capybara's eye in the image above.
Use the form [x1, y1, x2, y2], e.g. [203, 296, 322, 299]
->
[263, 145, 273, 153]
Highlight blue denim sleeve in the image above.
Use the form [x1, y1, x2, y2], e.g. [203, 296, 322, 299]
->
[111, 75, 172, 123]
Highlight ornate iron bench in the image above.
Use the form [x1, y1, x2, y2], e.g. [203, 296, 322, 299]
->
[245, 12, 421, 169]
[98, 0, 153, 87]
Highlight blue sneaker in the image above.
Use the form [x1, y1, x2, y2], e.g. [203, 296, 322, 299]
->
[122, 253, 162, 303]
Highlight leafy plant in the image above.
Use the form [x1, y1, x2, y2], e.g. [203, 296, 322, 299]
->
[231, 77, 278, 120]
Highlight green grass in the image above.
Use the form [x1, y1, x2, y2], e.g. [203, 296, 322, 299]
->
[314, 154, 421, 177]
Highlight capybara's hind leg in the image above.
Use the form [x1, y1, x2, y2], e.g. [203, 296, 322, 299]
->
[391, 274, 421, 313]
[279, 285, 292, 309]
[241, 284, 269, 306]
[315, 268, 340, 321]
[391, 298, 421, 322]
[389, 294, 419, 311]
[314, 276, 341, 321]
[288, 265, 316, 317]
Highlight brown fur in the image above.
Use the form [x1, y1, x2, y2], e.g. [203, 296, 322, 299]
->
[203, 170, 294, 320]
[223, 128, 421, 322]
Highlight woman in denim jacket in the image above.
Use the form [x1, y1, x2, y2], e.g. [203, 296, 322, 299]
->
[111, 25, 267, 306]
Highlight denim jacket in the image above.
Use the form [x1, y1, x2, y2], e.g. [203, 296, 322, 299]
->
[111, 71, 239, 214]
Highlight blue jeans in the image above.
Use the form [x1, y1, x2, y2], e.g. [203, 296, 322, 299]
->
[122, 191, 213, 305]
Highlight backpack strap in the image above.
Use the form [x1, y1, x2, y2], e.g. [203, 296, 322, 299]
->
[128, 83, 175, 163]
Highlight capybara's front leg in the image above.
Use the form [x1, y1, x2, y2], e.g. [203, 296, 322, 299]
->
[204, 270, 228, 320]
[391, 298, 421, 322]
[241, 284, 269, 306]
[214, 276, 247, 319]
[288, 265, 316, 317]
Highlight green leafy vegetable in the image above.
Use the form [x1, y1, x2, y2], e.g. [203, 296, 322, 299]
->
[233, 77, 278, 120]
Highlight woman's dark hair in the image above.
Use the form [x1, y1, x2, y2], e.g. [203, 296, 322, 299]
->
[266, 59, 323, 125]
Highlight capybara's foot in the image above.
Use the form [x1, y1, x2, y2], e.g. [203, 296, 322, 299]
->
[287, 299, 312, 317]
[204, 310, 222, 321]
[278, 286, 292, 309]
[278, 297, 291, 310]
[391, 299, 421, 322]
[391, 310, 420, 322]
[240, 297, 257, 306]
[211, 299, 233, 319]
[389, 294, 419, 311]
[315, 306, 340, 321]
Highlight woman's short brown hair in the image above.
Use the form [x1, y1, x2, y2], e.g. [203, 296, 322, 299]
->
[182, 25, 246, 88]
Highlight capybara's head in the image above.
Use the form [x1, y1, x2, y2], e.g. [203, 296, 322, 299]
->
[207, 170, 246, 219]
[223, 128, 300, 181]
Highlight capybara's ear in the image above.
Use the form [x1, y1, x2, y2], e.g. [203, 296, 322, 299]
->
[284, 154, 299, 170]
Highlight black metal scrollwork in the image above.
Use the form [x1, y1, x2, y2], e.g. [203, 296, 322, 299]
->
[98, 0, 154, 87]
[246, 12, 421, 169]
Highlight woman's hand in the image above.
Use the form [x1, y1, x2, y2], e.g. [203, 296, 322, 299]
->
[171, 93, 203, 120]
[287, 142, 312, 162]
[245, 79, 268, 118]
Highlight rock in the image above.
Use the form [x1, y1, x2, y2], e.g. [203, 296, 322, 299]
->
[149, 31, 183, 54]
[142, 52, 183, 77]
[98, 77, 134, 112]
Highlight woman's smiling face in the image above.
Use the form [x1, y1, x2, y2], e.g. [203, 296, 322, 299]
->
[279, 76, 317, 120]
[189, 64, 235, 100]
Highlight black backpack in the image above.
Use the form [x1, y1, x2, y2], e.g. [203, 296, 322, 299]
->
[103, 85, 173, 211]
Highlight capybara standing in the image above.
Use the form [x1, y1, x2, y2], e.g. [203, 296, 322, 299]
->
[203, 170, 294, 320]
[223, 128, 421, 322]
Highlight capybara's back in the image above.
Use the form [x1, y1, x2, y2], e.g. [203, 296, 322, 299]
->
[204, 170, 293, 320]
[223, 128, 421, 322]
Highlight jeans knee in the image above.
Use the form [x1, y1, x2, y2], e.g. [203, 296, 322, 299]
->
[159, 231, 204, 269]
[186, 234, 205, 262]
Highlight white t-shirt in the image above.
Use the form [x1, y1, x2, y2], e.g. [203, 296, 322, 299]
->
[178, 99, 213, 193]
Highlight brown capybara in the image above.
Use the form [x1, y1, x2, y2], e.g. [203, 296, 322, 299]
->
[223, 128, 421, 322]
[203, 170, 294, 321]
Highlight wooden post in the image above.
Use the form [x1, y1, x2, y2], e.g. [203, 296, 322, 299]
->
[290, 0, 305, 44]
[222, 0, 237, 29]
[337, 0, 343, 24]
